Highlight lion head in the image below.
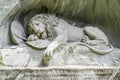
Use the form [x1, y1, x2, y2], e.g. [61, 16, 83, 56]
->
[28, 14, 58, 39]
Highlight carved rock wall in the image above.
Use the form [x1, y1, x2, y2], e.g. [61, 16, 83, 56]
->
[0, 0, 120, 47]
[0, 0, 120, 79]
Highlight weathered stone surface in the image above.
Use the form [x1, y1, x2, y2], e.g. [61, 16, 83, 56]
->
[0, 0, 120, 79]
[1, 47, 30, 67]
[26, 39, 51, 49]
[0, 46, 42, 67]
[1, 0, 120, 47]
[0, 66, 118, 80]
[43, 43, 120, 67]
[0, 0, 20, 25]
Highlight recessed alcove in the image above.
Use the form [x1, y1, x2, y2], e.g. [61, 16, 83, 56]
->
[6, 0, 120, 48]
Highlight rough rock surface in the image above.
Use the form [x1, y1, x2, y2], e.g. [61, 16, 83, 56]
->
[1, 0, 120, 47]
[0, 0, 120, 79]
[1, 46, 42, 67]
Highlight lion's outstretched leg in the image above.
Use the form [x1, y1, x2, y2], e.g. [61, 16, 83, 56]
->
[44, 34, 68, 56]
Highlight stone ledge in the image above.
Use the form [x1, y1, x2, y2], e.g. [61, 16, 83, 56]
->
[0, 66, 119, 80]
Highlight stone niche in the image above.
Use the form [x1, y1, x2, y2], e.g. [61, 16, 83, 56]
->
[1, 0, 120, 48]
[0, 0, 120, 80]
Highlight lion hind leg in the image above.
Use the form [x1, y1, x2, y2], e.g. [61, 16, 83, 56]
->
[84, 26, 108, 43]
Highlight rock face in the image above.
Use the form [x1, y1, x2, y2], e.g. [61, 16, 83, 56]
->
[0, 46, 41, 67]
[1, 47, 30, 67]
[0, 0, 120, 80]
[0, 0, 120, 47]
[0, 0, 120, 67]
[0, 0, 19, 25]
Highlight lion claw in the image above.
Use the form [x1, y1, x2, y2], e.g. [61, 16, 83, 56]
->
[44, 41, 58, 56]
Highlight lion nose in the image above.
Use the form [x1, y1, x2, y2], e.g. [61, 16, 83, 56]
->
[40, 28, 45, 32]
[41, 31, 47, 39]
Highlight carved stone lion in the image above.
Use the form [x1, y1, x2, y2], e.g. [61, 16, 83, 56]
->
[27, 14, 113, 56]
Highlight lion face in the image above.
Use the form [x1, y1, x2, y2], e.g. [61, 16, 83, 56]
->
[28, 14, 58, 39]
[28, 19, 47, 39]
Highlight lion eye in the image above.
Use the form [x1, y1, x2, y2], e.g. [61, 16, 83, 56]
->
[36, 23, 39, 26]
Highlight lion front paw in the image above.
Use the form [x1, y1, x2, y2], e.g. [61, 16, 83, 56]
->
[27, 34, 38, 41]
[44, 41, 59, 56]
